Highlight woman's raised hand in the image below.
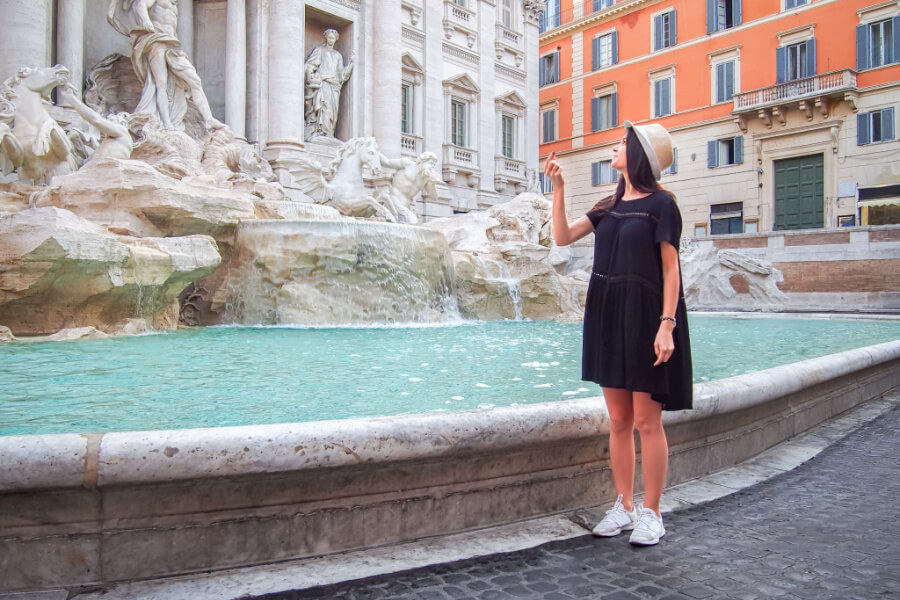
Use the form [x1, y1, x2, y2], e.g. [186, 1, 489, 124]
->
[543, 151, 564, 187]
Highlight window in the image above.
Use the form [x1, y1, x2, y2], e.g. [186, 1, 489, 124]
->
[539, 51, 560, 87]
[708, 136, 743, 167]
[540, 0, 561, 33]
[501, 114, 516, 158]
[694, 224, 708, 237]
[453, 0, 467, 7]
[653, 10, 677, 51]
[501, 0, 513, 28]
[653, 77, 672, 117]
[776, 39, 816, 83]
[857, 18, 900, 70]
[710, 202, 743, 235]
[661, 147, 678, 175]
[715, 60, 735, 103]
[591, 160, 616, 186]
[539, 172, 554, 193]
[707, 0, 741, 33]
[592, 32, 618, 70]
[401, 83, 412, 134]
[451, 100, 468, 147]
[590, 93, 618, 132]
[858, 108, 896, 145]
[593, 0, 614, 11]
[784, 0, 807, 9]
[542, 108, 557, 143]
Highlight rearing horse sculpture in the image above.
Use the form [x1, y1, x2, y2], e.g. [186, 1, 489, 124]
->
[0, 65, 79, 185]
[285, 137, 396, 221]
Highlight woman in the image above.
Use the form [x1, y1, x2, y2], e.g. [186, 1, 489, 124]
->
[543, 121, 692, 546]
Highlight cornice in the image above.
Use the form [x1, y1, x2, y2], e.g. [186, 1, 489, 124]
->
[540, 0, 652, 43]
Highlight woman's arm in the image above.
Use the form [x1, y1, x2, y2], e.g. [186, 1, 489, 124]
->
[653, 241, 680, 366]
[543, 151, 594, 246]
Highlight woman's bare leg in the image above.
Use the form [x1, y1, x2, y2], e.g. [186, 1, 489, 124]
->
[633, 391, 668, 515]
[602, 387, 635, 511]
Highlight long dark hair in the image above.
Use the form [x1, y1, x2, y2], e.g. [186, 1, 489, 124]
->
[591, 127, 662, 212]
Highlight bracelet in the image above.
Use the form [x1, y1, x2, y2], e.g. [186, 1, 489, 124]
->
[660, 316, 676, 326]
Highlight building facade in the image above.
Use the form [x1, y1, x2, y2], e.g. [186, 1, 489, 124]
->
[538, 0, 900, 234]
[0, 0, 544, 220]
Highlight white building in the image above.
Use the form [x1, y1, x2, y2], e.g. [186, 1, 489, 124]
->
[0, 0, 544, 220]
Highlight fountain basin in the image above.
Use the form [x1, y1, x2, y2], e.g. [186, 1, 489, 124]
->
[1, 339, 898, 592]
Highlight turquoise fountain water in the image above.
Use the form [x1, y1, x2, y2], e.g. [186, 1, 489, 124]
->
[2, 315, 899, 436]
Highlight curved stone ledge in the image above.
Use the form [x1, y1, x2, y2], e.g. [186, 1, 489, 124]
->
[0, 340, 898, 592]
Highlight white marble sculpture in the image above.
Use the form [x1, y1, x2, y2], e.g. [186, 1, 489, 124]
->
[286, 137, 396, 220]
[108, 0, 222, 131]
[0, 65, 78, 185]
[304, 28, 354, 141]
[59, 83, 133, 165]
[375, 152, 441, 225]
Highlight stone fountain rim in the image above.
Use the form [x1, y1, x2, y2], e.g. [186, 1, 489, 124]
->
[1, 339, 898, 492]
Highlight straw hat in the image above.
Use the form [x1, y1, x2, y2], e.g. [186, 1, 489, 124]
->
[624, 120, 673, 180]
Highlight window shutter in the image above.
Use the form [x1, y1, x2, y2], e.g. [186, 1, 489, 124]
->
[550, 110, 556, 141]
[893, 16, 900, 65]
[734, 136, 744, 164]
[553, 52, 560, 83]
[776, 46, 787, 84]
[716, 63, 725, 102]
[539, 58, 546, 86]
[707, 140, 718, 168]
[591, 97, 600, 132]
[611, 92, 618, 127]
[726, 61, 735, 100]
[653, 15, 662, 51]
[856, 25, 869, 71]
[611, 31, 619, 64]
[885, 108, 895, 141]
[669, 11, 677, 46]
[592, 162, 600, 186]
[592, 37, 599, 70]
[857, 112, 870, 145]
[671, 147, 678, 174]
[662, 79, 671, 115]
[733, 0, 742, 27]
[805, 38, 816, 77]
[707, 0, 716, 34]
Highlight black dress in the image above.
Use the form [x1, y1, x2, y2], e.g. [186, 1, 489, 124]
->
[582, 190, 693, 411]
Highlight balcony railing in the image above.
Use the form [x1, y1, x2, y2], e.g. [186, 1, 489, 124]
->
[494, 156, 526, 180]
[496, 23, 522, 46]
[443, 144, 478, 169]
[733, 69, 858, 113]
[445, 0, 474, 26]
[401, 133, 422, 156]
[539, 0, 619, 34]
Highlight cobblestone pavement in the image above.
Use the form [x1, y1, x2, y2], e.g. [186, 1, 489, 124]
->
[252, 405, 900, 600]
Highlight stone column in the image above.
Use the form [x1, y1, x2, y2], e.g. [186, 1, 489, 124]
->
[372, 0, 401, 157]
[423, 1, 444, 161]
[264, 0, 305, 166]
[56, 0, 86, 101]
[177, 0, 195, 60]
[226, 0, 247, 138]
[523, 3, 542, 180]
[0, 0, 53, 80]
[478, 0, 496, 205]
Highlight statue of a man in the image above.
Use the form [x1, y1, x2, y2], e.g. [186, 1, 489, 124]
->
[108, 0, 222, 131]
[304, 29, 354, 141]
[376, 152, 441, 224]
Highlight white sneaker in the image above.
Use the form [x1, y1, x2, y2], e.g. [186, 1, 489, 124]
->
[629, 506, 666, 546]
[591, 494, 636, 537]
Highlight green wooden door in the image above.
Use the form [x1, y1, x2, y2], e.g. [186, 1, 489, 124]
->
[773, 154, 824, 230]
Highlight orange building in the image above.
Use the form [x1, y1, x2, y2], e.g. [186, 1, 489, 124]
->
[538, 0, 900, 236]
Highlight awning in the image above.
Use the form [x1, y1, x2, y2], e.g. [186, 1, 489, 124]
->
[858, 197, 900, 207]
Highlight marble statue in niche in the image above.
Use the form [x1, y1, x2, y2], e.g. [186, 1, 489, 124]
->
[108, 0, 222, 131]
[304, 28, 354, 141]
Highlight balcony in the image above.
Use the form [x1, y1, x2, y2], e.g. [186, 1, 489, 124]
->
[443, 1, 477, 47]
[401, 133, 423, 157]
[442, 144, 480, 187]
[494, 156, 527, 193]
[733, 69, 858, 130]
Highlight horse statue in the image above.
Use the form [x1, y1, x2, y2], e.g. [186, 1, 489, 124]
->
[284, 137, 396, 220]
[0, 65, 79, 185]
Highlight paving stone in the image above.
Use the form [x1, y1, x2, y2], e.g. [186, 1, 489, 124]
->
[252, 405, 900, 600]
